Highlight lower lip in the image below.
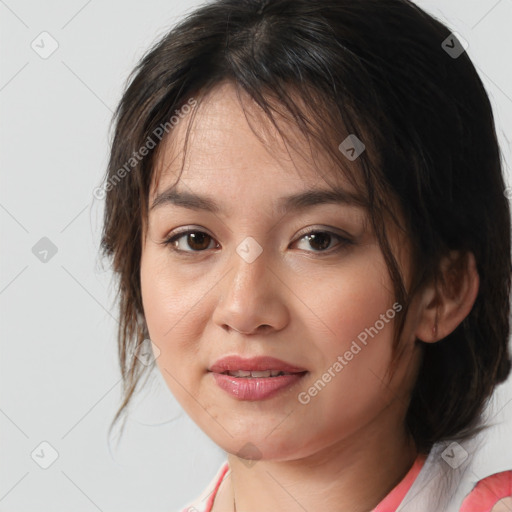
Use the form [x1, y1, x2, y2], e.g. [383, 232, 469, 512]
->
[211, 372, 307, 400]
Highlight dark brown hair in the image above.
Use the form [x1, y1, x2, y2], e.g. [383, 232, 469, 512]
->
[100, 0, 512, 454]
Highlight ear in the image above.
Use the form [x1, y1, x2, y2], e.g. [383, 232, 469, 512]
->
[414, 251, 480, 343]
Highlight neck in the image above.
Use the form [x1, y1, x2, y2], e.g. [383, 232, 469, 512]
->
[216, 405, 420, 512]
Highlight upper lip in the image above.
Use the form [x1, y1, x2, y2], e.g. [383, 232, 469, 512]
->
[208, 355, 307, 374]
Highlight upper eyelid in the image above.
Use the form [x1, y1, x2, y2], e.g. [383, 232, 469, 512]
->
[164, 227, 353, 250]
[166, 225, 352, 240]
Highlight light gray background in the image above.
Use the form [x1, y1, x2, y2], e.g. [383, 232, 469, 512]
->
[1, 1, 512, 511]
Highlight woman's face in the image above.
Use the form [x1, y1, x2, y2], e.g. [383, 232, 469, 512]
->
[140, 81, 423, 461]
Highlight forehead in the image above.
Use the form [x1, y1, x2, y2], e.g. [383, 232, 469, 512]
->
[150, 81, 364, 204]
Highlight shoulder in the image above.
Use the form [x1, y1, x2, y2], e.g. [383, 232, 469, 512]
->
[176, 460, 230, 512]
[459, 469, 512, 511]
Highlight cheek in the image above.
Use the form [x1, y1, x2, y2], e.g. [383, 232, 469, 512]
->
[140, 249, 203, 369]
[315, 251, 397, 350]
[140, 257, 210, 413]
[297, 253, 401, 417]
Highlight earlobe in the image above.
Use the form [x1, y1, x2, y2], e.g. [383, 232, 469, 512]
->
[414, 251, 480, 344]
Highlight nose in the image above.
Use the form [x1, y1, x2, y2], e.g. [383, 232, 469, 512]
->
[211, 240, 289, 336]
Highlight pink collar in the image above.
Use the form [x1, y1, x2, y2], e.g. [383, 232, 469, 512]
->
[372, 453, 427, 512]
[205, 453, 427, 512]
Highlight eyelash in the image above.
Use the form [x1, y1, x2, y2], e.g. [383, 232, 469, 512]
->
[160, 228, 354, 256]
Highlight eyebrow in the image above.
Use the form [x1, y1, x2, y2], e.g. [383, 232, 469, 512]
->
[150, 186, 368, 215]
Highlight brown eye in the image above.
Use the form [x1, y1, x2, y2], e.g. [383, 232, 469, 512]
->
[294, 230, 352, 253]
[304, 232, 331, 251]
[184, 232, 212, 251]
[164, 230, 217, 252]
[162, 228, 352, 256]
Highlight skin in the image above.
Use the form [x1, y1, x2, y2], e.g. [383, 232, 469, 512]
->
[140, 81, 479, 512]
[491, 498, 512, 511]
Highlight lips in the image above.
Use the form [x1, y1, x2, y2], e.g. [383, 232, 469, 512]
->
[209, 355, 308, 400]
[208, 355, 307, 375]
